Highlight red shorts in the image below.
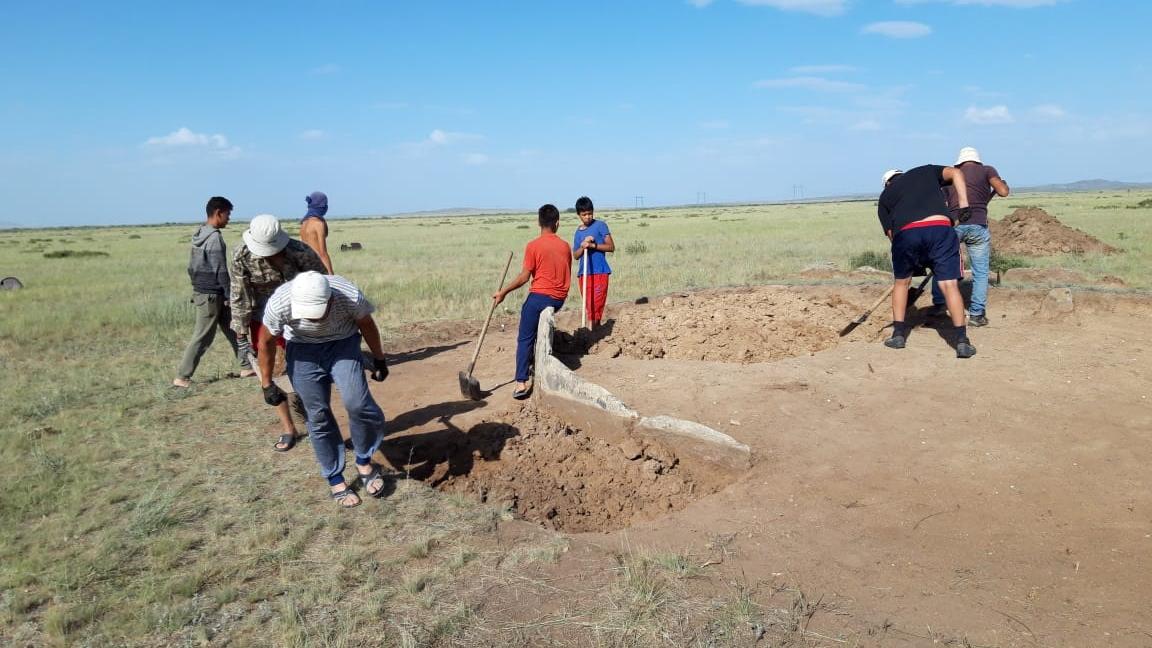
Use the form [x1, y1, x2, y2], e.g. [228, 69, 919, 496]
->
[249, 320, 286, 349]
[578, 273, 610, 323]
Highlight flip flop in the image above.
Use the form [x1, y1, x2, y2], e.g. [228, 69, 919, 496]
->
[512, 387, 532, 400]
[330, 487, 361, 509]
[358, 465, 387, 498]
[273, 433, 296, 452]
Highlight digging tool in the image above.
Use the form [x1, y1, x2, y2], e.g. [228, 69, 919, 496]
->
[839, 284, 895, 337]
[839, 271, 937, 337]
[580, 251, 589, 329]
[458, 251, 515, 400]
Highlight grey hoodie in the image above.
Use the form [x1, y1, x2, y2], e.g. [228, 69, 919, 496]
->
[188, 225, 230, 295]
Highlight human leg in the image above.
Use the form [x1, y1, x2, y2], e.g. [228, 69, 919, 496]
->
[174, 293, 220, 384]
[329, 335, 387, 494]
[514, 293, 563, 395]
[217, 302, 253, 374]
[927, 227, 976, 358]
[286, 341, 351, 487]
[590, 274, 610, 327]
[958, 224, 990, 321]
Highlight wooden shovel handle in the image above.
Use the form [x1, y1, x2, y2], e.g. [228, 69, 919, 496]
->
[466, 251, 514, 374]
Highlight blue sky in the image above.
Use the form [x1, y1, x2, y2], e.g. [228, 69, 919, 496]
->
[1, 0, 1149, 226]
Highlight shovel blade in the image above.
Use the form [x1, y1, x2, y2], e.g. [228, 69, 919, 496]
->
[838, 316, 865, 337]
[458, 371, 482, 401]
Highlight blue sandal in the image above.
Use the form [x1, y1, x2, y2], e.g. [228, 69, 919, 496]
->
[358, 465, 387, 498]
[330, 486, 361, 508]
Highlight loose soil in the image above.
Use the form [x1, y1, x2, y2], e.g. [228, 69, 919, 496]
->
[319, 280, 1152, 645]
[991, 206, 1119, 256]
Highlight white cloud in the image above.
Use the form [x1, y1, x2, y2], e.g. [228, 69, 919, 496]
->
[789, 64, 856, 74]
[461, 153, 489, 166]
[699, 119, 731, 130]
[299, 129, 326, 140]
[736, 0, 847, 16]
[1031, 104, 1066, 121]
[427, 129, 482, 145]
[310, 63, 341, 76]
[754, 76, 865, 92]
[142, 127, 240, 159]
[861, 21, 933, 38]
[964, 105, 1015, 124]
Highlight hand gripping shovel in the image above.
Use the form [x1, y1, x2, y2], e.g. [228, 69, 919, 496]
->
[459, 251, 515, 400]
[838, 271, 934, 337]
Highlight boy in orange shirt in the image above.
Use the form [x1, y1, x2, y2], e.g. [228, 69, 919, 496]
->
[493, 204, 572, 399]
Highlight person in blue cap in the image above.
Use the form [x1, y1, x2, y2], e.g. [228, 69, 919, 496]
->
[300, 191, 334, 273]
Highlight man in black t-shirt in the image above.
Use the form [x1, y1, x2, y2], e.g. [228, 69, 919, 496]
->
[877, 165, 976, 358]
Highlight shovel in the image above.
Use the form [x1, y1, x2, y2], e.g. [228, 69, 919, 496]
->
[838, 271, 934, 337]
[580, 252, 589, 329]
[458, 251, 515, 400]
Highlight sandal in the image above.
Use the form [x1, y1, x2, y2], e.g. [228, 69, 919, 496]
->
[358, 465, 387, 498]
[512, 386, 532, 400]
[330, 487, 361, 509]
[273, 433, 296, 452]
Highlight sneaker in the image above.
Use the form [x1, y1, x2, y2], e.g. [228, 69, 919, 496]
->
[884, 335, 906, 349]
[955, 339, 977, 359]
[925, 304, 947, 317]
[968, 313, 989, 327]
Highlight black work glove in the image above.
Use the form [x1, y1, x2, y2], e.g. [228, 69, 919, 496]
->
[956, 207, 973, 223]
[370, 356, 389, 382]
[262, 383, 287, 406]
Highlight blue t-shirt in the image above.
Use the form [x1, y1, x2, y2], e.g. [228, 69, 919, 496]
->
[572, 219, 612, 276]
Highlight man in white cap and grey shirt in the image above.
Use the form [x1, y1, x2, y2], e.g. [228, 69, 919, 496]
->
[230, 214, 327, 451]
[259, 271, 391, 508]
[927, 147, 1010, 327]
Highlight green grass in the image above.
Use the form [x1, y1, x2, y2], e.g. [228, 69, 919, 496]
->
[1, 190, 1150, 644]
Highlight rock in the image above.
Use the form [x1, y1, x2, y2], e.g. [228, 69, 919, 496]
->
[1037, 287, 1075, 320]
[619, 439, 644, 460]
[644, 442, 677, 466]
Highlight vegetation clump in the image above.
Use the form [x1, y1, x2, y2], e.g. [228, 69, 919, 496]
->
[43, 250, 110, 258]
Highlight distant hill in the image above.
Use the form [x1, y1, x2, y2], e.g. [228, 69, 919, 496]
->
[1017, 179, 1152, 192]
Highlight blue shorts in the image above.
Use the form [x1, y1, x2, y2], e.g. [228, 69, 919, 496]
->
[890, 223, 961, 281]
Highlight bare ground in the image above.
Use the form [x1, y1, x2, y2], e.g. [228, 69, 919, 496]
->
[322, 281, 1151, 646]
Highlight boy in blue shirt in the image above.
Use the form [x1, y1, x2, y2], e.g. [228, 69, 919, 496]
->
[571, 196, 615, 329]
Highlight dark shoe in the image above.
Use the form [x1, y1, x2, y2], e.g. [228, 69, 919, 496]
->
[884, 335, 906, 349]
[357, 465, 387, 498]
[273, 433, 296, 452]
[968, 313, 989, 327]
[956, 339, 977, 359]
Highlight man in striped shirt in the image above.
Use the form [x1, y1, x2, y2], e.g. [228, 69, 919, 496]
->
[260, 272, 391, 508]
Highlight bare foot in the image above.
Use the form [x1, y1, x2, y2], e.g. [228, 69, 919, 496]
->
[172, 377, 191, 388]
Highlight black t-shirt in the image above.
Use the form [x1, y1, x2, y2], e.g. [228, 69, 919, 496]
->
[877, 165, 952, 235]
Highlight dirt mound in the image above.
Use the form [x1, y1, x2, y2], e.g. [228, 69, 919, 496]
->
[1002, 267, 1126, 287]
[435, 405, 710, 532]
[582, 287, 860, 363]
[990, 207, 1118, 256]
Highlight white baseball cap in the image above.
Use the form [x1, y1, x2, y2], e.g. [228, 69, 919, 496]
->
[955, 147, 982, 165]
[882, 169, 903, 186]
[290, 271, 332, 319]
[242, 214, 290, 257]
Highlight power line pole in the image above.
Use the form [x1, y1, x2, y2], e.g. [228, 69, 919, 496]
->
[634, 195, 644, 208]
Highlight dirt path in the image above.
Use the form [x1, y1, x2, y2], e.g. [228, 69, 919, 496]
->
[341, 285, 1151, 646]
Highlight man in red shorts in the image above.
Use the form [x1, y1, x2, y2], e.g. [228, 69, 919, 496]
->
[878, 166, 976, 358]
[230, 214, 327, 450]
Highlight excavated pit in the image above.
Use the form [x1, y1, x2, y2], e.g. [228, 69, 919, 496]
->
[562, 286, 872, 363]
[390, 404, 724, 533]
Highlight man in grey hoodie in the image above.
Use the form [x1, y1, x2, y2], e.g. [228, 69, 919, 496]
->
[173, 197, 254, 387]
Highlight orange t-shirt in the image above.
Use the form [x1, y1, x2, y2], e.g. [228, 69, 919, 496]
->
[524, 232, 572, 300]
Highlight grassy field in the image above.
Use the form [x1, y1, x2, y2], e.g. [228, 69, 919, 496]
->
[1, 190, 1150, 646]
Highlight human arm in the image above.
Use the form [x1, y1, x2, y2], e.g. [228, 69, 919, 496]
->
[990, 175, 1010, 198]
[229, 254, 253, 336]
[300, 220, 334, 274]
[942, 167, 970, 208]
[356, 315, 390, 381]
[492, 267, 532, 305]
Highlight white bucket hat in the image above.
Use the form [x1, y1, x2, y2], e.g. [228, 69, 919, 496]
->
[882, 169, 903, 186]
[242, 214, 290, 257]
[290, 271, 332, 319]
[955, 147, 982, 165]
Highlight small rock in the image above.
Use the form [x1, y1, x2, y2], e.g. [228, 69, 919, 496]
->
[619, 439, 644, 460]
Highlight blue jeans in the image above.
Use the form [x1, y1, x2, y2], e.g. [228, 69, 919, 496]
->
[286, 334, 386, 485]
[931, 224, 991, 316]
[516, 293, 565, 382]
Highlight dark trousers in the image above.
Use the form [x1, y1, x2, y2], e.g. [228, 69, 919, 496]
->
[516, 293, 564, 382]
[176, 293, 249, 379]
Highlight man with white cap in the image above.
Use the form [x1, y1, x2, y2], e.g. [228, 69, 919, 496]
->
[230, 214, 327, 451]
[927, 147, 1010, 326]
[878, 165, 977, 358]
[259, 271, 391, 509]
